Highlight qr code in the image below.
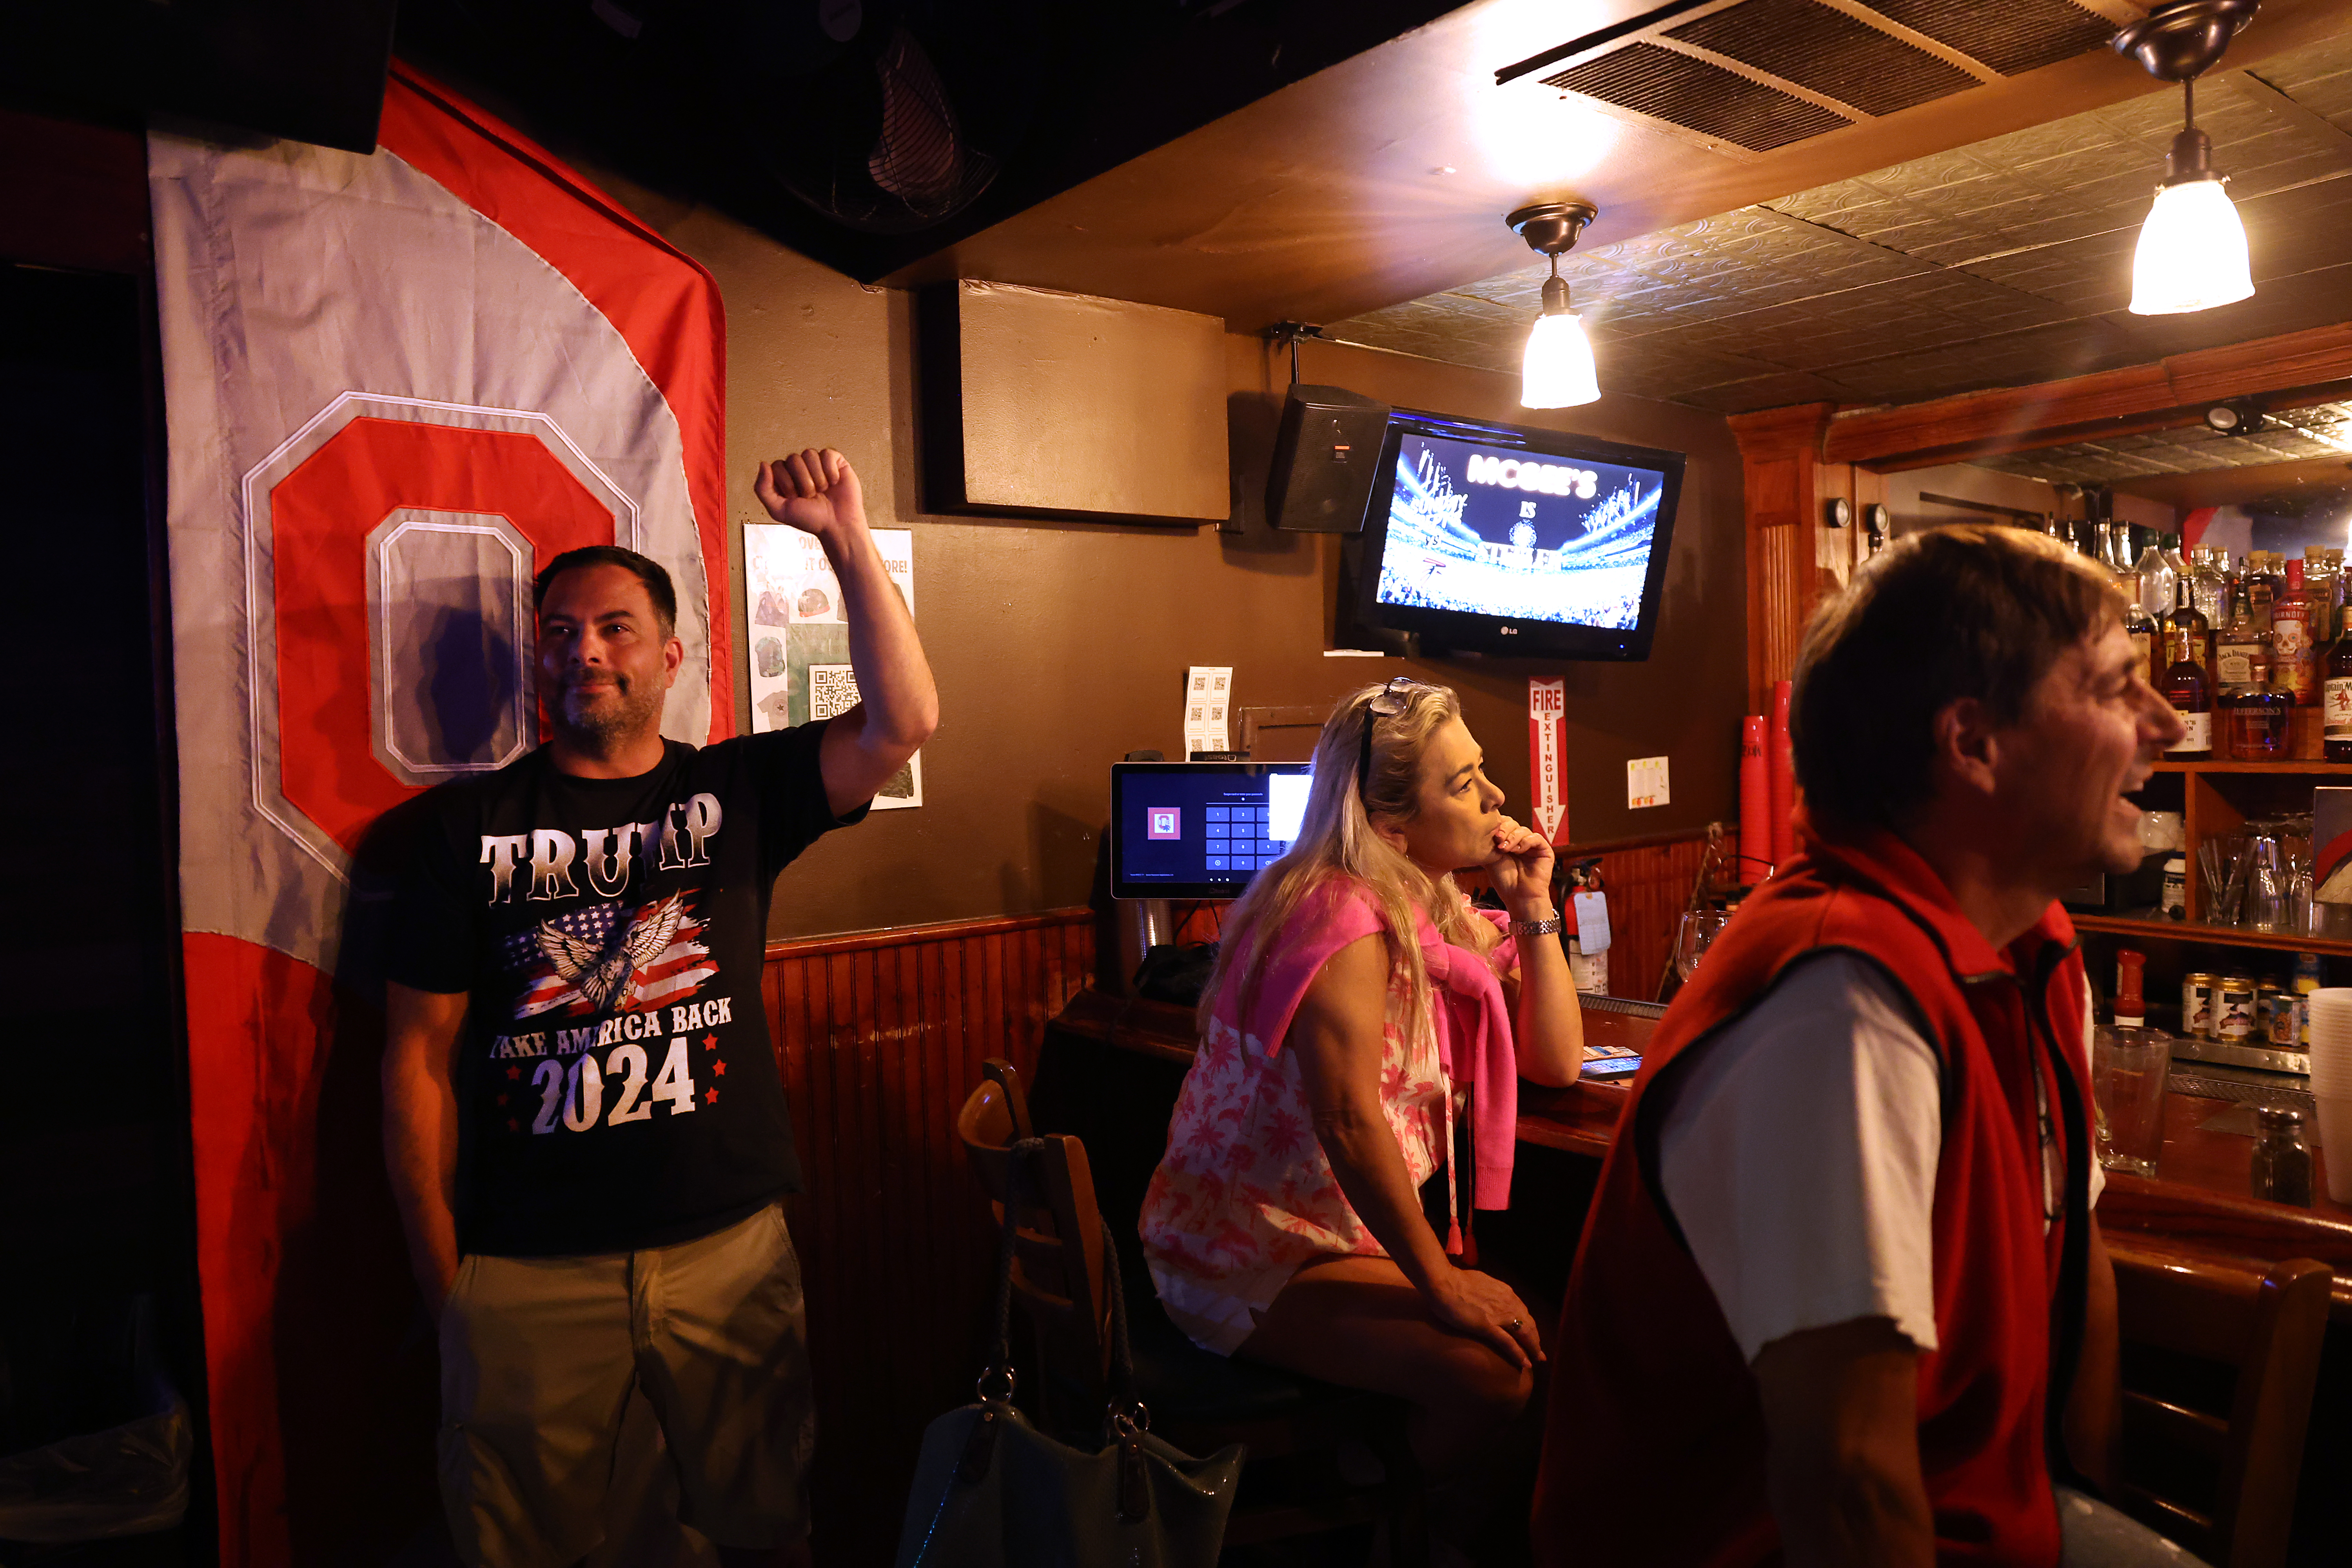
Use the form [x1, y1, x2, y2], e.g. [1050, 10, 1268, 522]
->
[808, 664, 862, 721]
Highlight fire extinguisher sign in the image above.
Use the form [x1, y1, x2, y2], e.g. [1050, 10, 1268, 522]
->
[1528, 677, 1567, 846]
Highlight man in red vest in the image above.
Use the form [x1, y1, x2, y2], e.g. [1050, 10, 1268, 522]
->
[1534, 524, 2196, 1566]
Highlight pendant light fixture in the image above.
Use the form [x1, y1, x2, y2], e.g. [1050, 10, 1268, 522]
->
[1508, 201, 1600, 408]
[2114, 0, 2260, 316]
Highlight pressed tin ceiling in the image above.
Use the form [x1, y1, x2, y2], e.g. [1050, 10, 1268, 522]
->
[1328, 25, 2352, 416]
[1973, 399, 2352, 483]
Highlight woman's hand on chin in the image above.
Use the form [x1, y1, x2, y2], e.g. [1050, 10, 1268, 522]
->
[1485, 815, 1557, 918]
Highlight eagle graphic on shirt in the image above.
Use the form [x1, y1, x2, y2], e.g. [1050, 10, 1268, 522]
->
[504, 892, 717, 1020]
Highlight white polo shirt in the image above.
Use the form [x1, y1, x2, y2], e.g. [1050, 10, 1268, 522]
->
[1654, 953, 2100, 1363]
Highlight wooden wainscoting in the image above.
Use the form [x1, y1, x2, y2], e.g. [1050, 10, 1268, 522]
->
[762, 908, 1096, 1566]
[1577, 830, 1715, 1003]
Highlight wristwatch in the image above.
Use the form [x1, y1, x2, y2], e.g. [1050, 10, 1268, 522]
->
[1510, 913, 1564, 938]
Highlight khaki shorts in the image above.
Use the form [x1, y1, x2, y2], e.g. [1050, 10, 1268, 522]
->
[437, 1203, 814, 1568]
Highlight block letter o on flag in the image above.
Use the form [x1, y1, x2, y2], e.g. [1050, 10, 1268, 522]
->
[262, 411, 624, 857]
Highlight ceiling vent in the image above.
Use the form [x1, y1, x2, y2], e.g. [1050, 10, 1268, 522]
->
[1862, 0, 2120, 77]
[1544, 43, 1847, 153]
[1665, 0, 1976, 118]
[1508, 0, 2124, 158]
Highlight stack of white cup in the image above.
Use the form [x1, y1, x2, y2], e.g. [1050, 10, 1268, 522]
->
[2302, 989, 2352, 1203]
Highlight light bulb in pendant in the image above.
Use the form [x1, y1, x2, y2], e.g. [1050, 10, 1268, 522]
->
[1522, 274, 1599, 408]
[2111, 6, 2262, 317]
[2130, 170, 2252, 315]
[1507, 200, 1602, 409]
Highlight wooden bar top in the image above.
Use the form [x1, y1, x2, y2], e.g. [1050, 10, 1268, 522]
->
[1045, 987, 2352, 1316]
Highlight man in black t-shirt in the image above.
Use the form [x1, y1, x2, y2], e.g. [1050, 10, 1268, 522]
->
[383, 448, 935, 1568]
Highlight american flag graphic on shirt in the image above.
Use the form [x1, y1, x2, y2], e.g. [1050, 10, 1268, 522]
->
[503, 892, 717, 1020]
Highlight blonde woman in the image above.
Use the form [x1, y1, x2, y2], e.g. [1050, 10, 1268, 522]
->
[1138, 677, 1584, 1476]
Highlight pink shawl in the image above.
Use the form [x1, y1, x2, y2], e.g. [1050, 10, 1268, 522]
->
[1210, 877, 1520, 1223]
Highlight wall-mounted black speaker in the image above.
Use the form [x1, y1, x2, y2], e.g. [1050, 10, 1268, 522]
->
[1266, 384, 1392, 533]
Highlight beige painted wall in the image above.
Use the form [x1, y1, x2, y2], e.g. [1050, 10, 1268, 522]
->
[1880, 461, 2178, 537]
[1882, 461, 2063, 532]
[600, 177, 1748, 939]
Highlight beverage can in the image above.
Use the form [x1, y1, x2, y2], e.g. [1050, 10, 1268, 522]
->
[2182, 972, 2216, 1037]
[2269, 993, 2299, 1048]
[2258, 982, 2288, 1045]
[2216, 979, 2256, 1041]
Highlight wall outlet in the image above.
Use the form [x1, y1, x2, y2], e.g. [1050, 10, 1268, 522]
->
[1627, 755, 1670, 810]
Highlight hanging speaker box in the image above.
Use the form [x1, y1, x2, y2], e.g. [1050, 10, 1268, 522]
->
[1266, 384, 1392, 533]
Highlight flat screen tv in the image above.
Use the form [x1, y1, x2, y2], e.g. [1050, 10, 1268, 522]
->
[1349, 410, 1686, 659]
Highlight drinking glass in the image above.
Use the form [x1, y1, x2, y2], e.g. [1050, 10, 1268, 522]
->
[2246, 834, 2286, 933]
[2092, 1026, 2172, 1179]
[2198, 835, 2250, 926]
[1674, 908, 1727, 981]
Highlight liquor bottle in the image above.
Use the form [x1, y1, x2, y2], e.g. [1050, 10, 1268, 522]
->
[2328, 548, 2347, 638]
[2305, 546, 2336, 645]
[2165, 580, 2215, 759]
[2136, 536, 2178, 637]
[2275, 557, 2316, 705]
[2162, 571, 2213, 678]
[2125, 597, 2160, 685]
[2190, 546, 2228, 630]
[2327, 632, 2352, 762]
[2213, 577, 2263, 694]
[2107, 523, 2139, 594]
[2249, 550, 2278, 632]
[2225, 680, 2292, 758]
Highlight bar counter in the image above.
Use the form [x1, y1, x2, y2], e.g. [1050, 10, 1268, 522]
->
[1047, 988, 2352, 1319]
[1517, 1011, 2352, 1320]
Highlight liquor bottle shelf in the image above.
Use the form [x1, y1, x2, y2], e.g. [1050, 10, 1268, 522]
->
[2149, 759, 2352, 775]
[2071, 913, 2352, 956]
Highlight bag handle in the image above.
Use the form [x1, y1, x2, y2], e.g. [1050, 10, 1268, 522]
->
[976, 1139, 1034, 1406]
[967, 1137, 1157, 1525]
[951, 1140, 1044, 1490]
[980, 1139, 1149, 1428]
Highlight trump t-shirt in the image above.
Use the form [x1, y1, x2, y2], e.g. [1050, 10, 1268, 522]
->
[387, 722, 864, 1256]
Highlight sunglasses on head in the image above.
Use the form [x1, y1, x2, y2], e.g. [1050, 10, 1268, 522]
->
[1357, 676, 1426, 806]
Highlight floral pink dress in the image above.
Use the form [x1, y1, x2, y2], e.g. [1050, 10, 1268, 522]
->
[1139, 879, 1518, 1354]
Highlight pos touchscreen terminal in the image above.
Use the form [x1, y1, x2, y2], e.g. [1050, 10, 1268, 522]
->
[1109, 762, 1313, 899]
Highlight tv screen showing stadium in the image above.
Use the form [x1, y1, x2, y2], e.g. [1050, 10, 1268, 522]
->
[1374, 430, 1668, 631]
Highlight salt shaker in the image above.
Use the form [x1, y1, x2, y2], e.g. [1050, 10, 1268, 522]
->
[2250, 1106, 2314, 1208]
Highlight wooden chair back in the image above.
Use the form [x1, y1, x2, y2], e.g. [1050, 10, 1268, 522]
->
[2108, 1240, 2331, 1568]
[955, 1060, 1114, 1412]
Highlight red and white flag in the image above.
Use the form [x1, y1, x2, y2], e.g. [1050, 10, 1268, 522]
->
[149, 65, 730, 1564]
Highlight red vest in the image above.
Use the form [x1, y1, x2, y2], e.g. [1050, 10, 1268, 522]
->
[1532, 817, 2094, 1568]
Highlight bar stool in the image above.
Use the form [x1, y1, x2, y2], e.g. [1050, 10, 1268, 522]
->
[956, 1060, 1430, 1563]
[2108, 1239, 2331, 1568]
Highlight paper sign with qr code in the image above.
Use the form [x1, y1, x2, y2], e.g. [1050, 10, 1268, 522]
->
[808, 665, 861, 722]
[743, 524, 922, 808]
